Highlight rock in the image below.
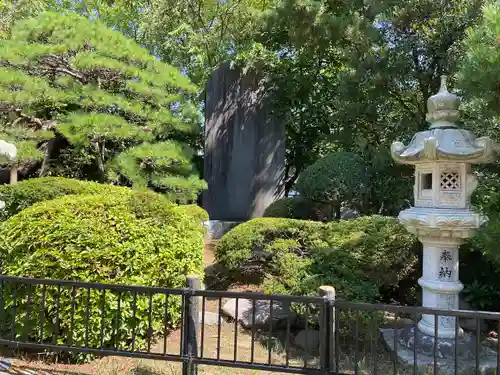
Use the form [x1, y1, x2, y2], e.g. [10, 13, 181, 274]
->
[460, 317, 488, 333]
[382, 327, 499, 374]
[380, 312, 414, 329]
[340, 207, 359, 220]
[483, 336, 498, 350]
[0, 358, 11, 370]
[222, 298, 295, 328]
[199, 311, 219, 325]
[294, 329, 320, 352]
[459, 297, 472, 310]
[459, 297, 488, 332]
[203, 220, 241, 240]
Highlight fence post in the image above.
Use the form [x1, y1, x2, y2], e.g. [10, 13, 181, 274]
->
[183, 275, 201, 375]
[318, 285, 336, 374]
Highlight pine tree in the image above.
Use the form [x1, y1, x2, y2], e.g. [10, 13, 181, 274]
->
[458, 2, 500, 120]
[0, 11, 206, 203]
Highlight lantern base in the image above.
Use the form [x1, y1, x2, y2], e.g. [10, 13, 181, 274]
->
[381, 325, 498, 374]
[399, 324, 476, 359]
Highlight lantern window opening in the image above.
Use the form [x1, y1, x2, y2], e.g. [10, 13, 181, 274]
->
[440, 171, 460, 191]
[421, 173, 433, 190]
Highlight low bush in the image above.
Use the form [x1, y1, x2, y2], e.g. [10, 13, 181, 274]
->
[174, 204, 209, 222]
[216, 216, 418, 340]
[215, 216, 418, 302]
[263, 197, 326, 220]
[0, 177, 126, 220]
[0, 190, 204, 360]
[215, 218, 323, 277]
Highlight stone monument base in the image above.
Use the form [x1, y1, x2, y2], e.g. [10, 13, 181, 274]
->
[381, 326, 498, 375]
[203, 220, 241, 241]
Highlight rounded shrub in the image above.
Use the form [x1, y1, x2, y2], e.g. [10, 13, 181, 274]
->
[309, 216, 419, 297]
[295, 152, 369, 218]
[0, 177, 126, 221]
[216, 216, 418, 341]
[215, 218, 324, 277]
[216, 216, 418, 302]
[263, 197, 326, 220]
[174, 204, 209, 222]
[0, 190, 204, 359]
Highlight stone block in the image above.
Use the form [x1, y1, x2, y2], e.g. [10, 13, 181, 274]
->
[222, 298, 295, 328]
[294, 329, 320, 352]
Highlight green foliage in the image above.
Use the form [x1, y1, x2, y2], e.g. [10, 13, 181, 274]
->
[458, 163, 500, 311]
[0, 0, 53, 38]
[108, 141, 207, 203]
[0, 190, 204, 359]
[362, 150, 414, 216]
[263, 197, 326, 220]
[1, 0, 277, 87]
[447, 1, 500, 311]
[216, 218, 324, 276]
[44, 145, 97, 179]
[0, 177, 127, 221]
[460, 243, 500, 311]
[174, 204, 209, 222]
[1, 0, 488, 216]
[0, 11, 205, 202]
[472, 166, 500, 217]
[257, 0, 484, 193]
[458, 2, 500, 117]
[215, 216, 418, 302]
[295, 152, 369, 216]
[216, 216, 418, 340]
[139, 0, 277, 85]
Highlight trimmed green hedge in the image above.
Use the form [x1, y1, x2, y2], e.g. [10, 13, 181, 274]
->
[0, 177, 126, 220]
[263, 197, 326, 220]
[215, 216, 418, 302]
[0, 190, 204, 359]
[174, 204, 209, 222]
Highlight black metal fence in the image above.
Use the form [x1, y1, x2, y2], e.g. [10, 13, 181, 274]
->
[0, 274, 500, 375]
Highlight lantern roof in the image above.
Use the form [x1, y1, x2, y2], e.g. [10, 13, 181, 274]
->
[391, 76, 498, 165]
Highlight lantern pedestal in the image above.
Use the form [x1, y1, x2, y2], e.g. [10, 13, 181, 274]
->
[398, 206, 485, 340]
[381, 206, 499, 372]
[381, 326, 498, 374]
[399, 325, 474, 358]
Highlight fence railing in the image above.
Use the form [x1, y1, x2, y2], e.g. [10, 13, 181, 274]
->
[0, 274, 500, 375]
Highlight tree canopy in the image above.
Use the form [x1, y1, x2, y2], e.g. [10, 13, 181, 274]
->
[255, 0, 485, 194]
[459, 2, 500, 114]
[0, 11, 206, 202]
[0, 0, 498, 212]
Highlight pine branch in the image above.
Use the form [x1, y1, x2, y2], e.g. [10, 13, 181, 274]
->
[10, 109, 56, 131]
[38, 54, 88, 83]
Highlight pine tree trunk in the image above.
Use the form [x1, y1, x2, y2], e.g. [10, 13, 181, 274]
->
[91, 141, 106, 182]
[334, 204, 342, 220]
[39, 139, 56, 177]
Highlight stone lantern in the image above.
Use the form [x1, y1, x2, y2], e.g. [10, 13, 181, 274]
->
[388, 76, 498, 362]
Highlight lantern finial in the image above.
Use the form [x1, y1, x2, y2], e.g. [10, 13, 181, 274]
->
[439, 75, 448, 93]
[426, 74, 460, 128]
